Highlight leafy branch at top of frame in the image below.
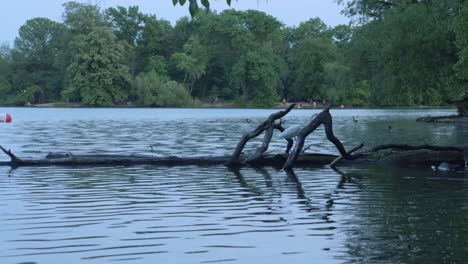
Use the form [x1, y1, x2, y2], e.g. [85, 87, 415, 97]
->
[173, 0, 233, 17]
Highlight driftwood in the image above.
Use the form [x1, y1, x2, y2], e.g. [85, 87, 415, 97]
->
[282, 105, 357, 170]
[371, 144, 465, 152]
[330, 144, 364, 167]
[416, 115, 468, 123]
[227, 103, 296, 166]
[340, 144, 468, 168]
[0, 150, 337, 168]
[1, 106, 467, 170]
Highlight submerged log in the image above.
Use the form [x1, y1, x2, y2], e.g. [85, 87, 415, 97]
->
[1, 107, 466, 170]
[1, 144, 466, 169]
[0, 149, 337, 168]
[340, 144, 468, 169]
[416, 115, 468, 123]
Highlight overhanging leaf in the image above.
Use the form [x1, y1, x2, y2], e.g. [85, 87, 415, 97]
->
[201, 0, 210, 9]
[189, 0, 199, 17]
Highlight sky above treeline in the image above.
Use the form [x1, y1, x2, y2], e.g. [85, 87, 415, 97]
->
[1, 0, 349, 45]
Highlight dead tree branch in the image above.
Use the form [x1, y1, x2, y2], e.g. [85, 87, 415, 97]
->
[329, 143, 364, 167]
[371, 144, 465, 152]
[0, 146, 22, 165]
[227, 104, 296, 166]
[283, 106, 354, 170]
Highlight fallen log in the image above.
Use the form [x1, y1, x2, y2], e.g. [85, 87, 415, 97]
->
[0, 148, 337, 168]
[340, 144, 468, 169]
[1, 145, 466, 169]
[329, 143, 364, 167]
[416, 115, 468, 123]
[1, 106, 466, 170]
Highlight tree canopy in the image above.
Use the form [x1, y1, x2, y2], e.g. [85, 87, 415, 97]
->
[0, 0, 467, 111]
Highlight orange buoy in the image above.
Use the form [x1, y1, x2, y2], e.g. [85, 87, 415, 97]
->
[0, 113, 12, 123]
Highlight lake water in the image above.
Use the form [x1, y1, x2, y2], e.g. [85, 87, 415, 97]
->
[0, 107, 467, 264]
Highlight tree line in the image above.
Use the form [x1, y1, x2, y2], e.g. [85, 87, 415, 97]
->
[0, 0, 467, 109]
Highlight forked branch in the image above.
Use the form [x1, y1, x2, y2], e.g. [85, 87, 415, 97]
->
[283, 106, 355, 170]
[227, 104, 296, 166]
[0, 146, 22, 165]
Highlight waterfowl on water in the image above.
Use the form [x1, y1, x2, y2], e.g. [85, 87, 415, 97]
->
[431, 162, 458, 171]
[388, 125, 401, 133]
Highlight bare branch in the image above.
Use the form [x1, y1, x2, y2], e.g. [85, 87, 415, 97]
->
[283, 105, 354, 170]
[227, 104, 296, 166]
[0, 146, 22, 164]
[371, 144, 464, 152]
[329, 143, 364, 167]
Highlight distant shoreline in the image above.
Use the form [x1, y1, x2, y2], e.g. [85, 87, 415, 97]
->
[0, 102, 458, 110]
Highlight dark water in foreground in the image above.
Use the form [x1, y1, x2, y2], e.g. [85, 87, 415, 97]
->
[0, 108, 467, 264]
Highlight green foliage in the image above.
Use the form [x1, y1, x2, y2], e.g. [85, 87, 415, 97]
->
[63, 1, 104, 35]
[145, 55, 168, 76]
[0, 77, 12, 103]
[290, 18, 330, 47]
[343, 0, 465, 106]
[105, 6, 145, 79]
[65, 27, 130, 106]
[105, 6, 144, 47]
[231, 47, 280, 107]
[290, 37, 336, 101]
[2, 0, 468, 109]
[347, 80, 371, 107]
[134, 71, 192, 107]
[135, 15, 172, 74]
[10, 18, 64, 103]
[453, 2, 468, 83]
[171, 35, 208, 93]
[172, 0, 231, 17]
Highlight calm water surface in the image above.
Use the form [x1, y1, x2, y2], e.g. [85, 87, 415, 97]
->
[0, 108, 467, 264]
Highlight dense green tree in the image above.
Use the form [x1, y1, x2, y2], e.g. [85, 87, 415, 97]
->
[64, 27, 130, 106]
[62, 1, 104, 35]
[0, 44, 12, 103]
[454, 1, 468, 82]
[145, 55, 168, 76]
[171, 35, 209, 94]
[190, 10, 285, 104]
[135, 15, 172, 74]
[289, 36, 336, 101]
[342, 0, 465, 106]
[231, 47, 280, 107]
[56, 1, 107, 102]
[10, 18, 64, 103]
[105, 6, 145, 79]
[289, 18, 330, 47]
[134, 70, 191, 107]
[453, 1, 468, 115]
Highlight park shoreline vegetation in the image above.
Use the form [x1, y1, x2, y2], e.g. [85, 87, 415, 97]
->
[0, 1, 467, 113]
